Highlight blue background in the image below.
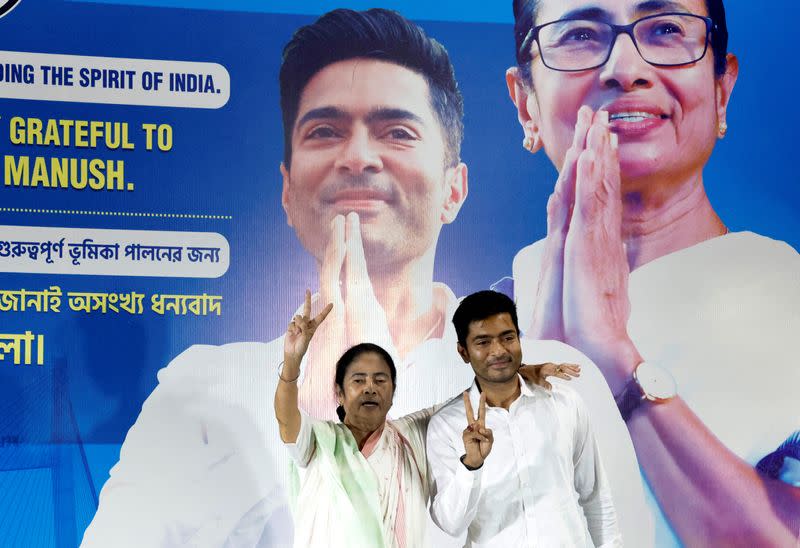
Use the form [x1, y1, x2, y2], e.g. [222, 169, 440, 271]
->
[0, 0, 798, 545]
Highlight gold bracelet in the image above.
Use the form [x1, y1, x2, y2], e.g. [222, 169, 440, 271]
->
[278, 360, 300, 383]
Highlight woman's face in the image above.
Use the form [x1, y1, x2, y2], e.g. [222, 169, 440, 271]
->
[509, 0, 737, 190]
[337, 352, 395, 431]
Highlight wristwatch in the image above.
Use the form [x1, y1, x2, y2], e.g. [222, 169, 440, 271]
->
[615, 361, 677, 421]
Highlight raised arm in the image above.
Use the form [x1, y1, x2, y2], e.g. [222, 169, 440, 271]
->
[274, 290, 331, 443]
[428, 392, 493, 536]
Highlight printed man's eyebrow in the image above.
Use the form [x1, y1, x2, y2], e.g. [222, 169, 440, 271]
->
[364, 107, 425, 126]
[295, 106, 349, 128]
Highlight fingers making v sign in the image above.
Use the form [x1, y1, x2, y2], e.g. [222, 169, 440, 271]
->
[276, 290, 332, 443]
[461, 392, 494, 470]
[283, 289, 333, 377]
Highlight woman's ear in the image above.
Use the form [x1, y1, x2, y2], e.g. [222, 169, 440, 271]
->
[506, 66, 543, 153]
[715, 53, 739, 137]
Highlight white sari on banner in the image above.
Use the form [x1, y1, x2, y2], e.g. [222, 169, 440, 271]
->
[513, 231, 800, 545]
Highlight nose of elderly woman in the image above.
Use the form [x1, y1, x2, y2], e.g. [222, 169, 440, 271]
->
[362, 378, 378, 394]
[599, 34, 655, 91]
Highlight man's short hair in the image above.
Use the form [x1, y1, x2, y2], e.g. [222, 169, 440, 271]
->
[279, 8, 464, 168]
[453, 290, 520, 346]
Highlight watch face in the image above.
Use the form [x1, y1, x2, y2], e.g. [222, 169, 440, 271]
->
[635, 362, 677, 401]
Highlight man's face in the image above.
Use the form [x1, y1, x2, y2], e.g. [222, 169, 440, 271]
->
[281, 58, 466, 269]
[458, 313, 523, 386]
[337, 352, 395, 431]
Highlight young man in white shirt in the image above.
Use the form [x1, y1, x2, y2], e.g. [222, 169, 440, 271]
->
[427, 290, 623, 547]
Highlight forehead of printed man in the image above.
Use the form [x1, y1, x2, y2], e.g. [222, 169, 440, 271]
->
[279, 8, 464, 169]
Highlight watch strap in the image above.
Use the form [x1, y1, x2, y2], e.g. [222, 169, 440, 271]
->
[615, 377, 645, 422]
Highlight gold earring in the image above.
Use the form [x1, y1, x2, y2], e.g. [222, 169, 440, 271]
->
[718, 121, 728, 138]
[523, 135, 539, 152]
[522, 136, 533, 151]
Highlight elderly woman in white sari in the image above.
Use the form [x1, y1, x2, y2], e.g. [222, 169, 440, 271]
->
[506, 0, 800, 545]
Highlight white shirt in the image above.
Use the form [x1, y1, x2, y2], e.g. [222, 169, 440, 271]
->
[427, 377, 622, 548]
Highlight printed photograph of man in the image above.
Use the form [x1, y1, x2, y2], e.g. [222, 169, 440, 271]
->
[506, 0, 800, 545]
[82, 8, 474, 547]
[276, 6, 472, 421]
[428, 290, 622, 547]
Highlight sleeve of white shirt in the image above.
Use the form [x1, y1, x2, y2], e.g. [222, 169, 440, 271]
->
[426, 408, 483, 536]
[571, 389, 624, 548]
[284, 411, 316, 468]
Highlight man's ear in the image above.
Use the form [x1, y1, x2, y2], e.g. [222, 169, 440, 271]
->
[440, 162, 468, 224]
[280, 162, 294, 227]
[715, 53, 739, 132]
[506, 66, 543, 153]
[457, 342, 470, 364]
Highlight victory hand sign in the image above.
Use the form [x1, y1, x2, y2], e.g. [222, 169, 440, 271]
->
[461, 392, 494, 469]
[276, 290, 332, 443]
[282, 289, 333, 382]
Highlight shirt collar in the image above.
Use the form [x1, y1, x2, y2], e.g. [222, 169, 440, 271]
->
[467, 374, 550, 409]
